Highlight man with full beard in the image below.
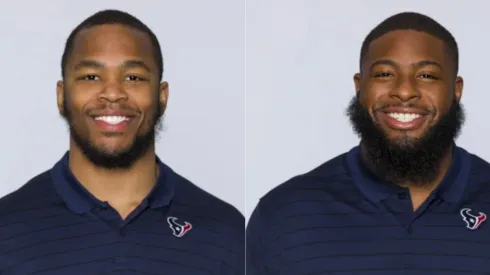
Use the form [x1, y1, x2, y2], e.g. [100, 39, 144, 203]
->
[247, 12, 490, 275]
[0, 10, 244, 275]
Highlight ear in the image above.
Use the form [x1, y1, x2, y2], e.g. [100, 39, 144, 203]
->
[159, 81, 169, 116]
[353, 73, 361, 96]
[454, 76, 463, 102]
[56, 80, 65, 116]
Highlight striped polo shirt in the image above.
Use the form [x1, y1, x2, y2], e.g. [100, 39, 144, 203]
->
[247, 145, 490, 275]
[0, 152, 244, 275]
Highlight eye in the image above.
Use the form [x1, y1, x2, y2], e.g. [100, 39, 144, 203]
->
[80, 74, 100, 81]
[419, 74, 439, 80]
[373, 72, 393, 78]
[125, 75, 145, 81]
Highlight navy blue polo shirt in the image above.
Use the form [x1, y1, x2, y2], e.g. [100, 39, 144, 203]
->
[247, 145, 490, 275]
[0, 152, 244, 275]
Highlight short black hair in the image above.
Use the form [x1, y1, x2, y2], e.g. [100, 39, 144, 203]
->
[360, 12, 459, 75]
[61, 9, 163, 80]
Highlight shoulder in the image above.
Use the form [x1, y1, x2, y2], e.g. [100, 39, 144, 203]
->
[246, 152, 354, 263]
[0, 170, 58, 214]
[463, 147, 490, 193]
[0, 169, 64, 241]
[247, 152, 355, 240]
[257, 151, 354, 214]
[466, 148, 490, 176]
[167, 165, 244, 237]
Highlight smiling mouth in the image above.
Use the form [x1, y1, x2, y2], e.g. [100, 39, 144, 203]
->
[377, 111, 428, 131]
[94, 116, 131, 125]
[93, 115, 134, 132]
[386, 112, 421, 123]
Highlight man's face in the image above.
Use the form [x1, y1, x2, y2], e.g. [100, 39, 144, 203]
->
[57, 24, 168, 169]
[348, 30, 465, 184]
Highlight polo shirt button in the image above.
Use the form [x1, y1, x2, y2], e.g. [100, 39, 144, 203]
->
[100, 202, 109, 209]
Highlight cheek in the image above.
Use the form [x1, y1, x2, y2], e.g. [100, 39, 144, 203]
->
[141, 91, 162, 112]
[133, 96, 161, 127]
[425, 90, 453, 114]
[435, 101, 453, 119]
[358, 89, 379, 112]
[63, 97, 84, 119]
[360, 81, 386, 99]
[63, 96, 93, 127]
[358, 88, 371, 103]
[137, 98, 156, 117]
[64, 86, 94, 108]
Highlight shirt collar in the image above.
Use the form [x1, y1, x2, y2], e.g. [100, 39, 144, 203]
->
[346, 144, 471, 203]
[51, 151, 175, 214]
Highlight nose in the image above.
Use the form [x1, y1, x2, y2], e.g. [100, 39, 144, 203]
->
[389, 76, 421, 102]
[97, 80, 128, 103]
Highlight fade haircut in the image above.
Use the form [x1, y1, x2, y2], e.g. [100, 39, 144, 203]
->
[359, 12, 459, 76]
[61, 9, 163, 81]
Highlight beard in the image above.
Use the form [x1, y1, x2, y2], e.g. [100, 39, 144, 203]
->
[62, 91, 164, 170]
[346, 94, 465, 186]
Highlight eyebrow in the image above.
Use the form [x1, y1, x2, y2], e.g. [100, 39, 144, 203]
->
[73, 59, 151, 72]
[369, 59, 443, 71]
[121, 60, 151, 72]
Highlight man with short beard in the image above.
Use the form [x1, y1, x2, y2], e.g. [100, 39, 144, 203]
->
[0, 10, 244, 275]
[247, 12, 490, 275]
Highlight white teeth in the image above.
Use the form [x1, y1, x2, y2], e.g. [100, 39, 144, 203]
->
[388, 113, 420, 122]
[94, 116, 130, 124]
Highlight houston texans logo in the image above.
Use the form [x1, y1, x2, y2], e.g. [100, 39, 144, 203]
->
[167, 216, 192, 237]
[460, 208, 487, 230]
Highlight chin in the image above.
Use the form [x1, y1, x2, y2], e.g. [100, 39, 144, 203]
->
[384, 132, 418, 144]
[385, 129, 435, 148]
[91, 141, 133, 155]
[387, 138, 417, 149]
[92, 133, 133, 143]
[384, 130, 422, 139]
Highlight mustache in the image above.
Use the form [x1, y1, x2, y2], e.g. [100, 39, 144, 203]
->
[84, 103, 140, 116]
[372, 102, 434, 114]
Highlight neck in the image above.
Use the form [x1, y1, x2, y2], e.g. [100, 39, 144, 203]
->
[68, 140, 158, 218]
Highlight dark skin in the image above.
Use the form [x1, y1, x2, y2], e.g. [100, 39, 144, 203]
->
[56, 24, 168, 218]
[353, 30, 464, 210]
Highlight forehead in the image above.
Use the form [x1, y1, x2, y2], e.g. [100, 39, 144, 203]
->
[67, 24, 156, 69]
[365, 30, 451, 69]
